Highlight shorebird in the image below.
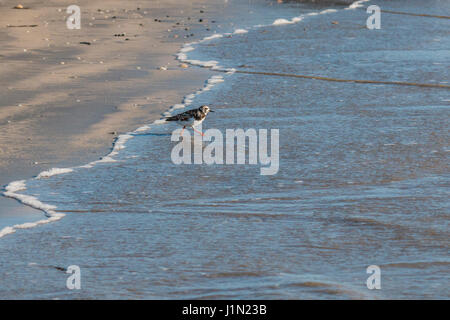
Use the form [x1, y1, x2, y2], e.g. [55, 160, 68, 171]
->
[165, 105, 214, 136]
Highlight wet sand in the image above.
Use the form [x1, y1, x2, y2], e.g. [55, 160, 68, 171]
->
[0, 0, 227, 226]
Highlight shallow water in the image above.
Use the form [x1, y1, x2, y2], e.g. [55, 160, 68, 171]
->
[0, 0, 449, 299]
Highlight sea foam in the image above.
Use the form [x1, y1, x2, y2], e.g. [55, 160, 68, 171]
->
[1, 179, 65, 239]
[273, 18, 294, 25]
[234, 29, 248, 34]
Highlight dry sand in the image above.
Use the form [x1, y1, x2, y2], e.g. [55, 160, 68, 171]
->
[0, 0, 232, 223]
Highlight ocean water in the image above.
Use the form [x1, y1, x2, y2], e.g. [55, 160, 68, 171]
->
[1, 0, 449, 299]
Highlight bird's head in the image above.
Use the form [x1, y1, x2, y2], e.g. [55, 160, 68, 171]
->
[200, 105, 214, 114]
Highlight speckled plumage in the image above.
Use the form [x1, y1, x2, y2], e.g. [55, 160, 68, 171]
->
[165, 105, 213, 128]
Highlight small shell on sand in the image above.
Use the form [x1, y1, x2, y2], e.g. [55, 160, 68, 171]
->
[179, 63, 189, 68]
[158, 66, 167, 71]
[14, 4, 26, 9]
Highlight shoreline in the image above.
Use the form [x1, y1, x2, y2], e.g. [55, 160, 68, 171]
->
[0, 0, 372, 232]
[0, 0, 227, 228]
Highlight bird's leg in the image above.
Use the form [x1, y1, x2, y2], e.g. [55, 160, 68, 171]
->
[180, 126, 186, 136]
[193, 127, 204, 137]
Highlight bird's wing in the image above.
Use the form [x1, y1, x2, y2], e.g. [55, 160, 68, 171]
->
[165, 109, 197, 122]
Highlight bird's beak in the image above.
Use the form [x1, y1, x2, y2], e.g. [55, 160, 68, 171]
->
[209, 110, 215, 112]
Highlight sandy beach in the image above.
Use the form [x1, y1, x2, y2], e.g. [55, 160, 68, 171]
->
[0, 0, 229, 225]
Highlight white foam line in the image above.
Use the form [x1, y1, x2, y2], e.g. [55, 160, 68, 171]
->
[273, 18, 295, 25]
[203, 34, 223, 41]
[345, 0, 371, 10]
[135, 125, 151, 132]
[320, 9, 338, 14]
[1, 0, 370, 239]
[234, 29, 248, 34]
[1, 180, 65, 239]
